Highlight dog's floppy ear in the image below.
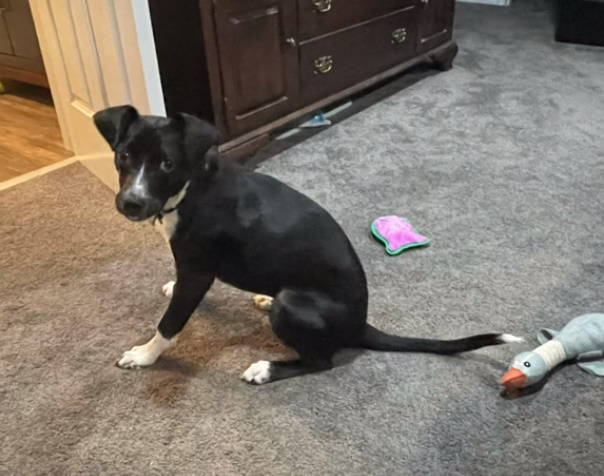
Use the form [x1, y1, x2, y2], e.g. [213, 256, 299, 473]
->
[93, 105, 139, 150]
[172, 113, 220, 171]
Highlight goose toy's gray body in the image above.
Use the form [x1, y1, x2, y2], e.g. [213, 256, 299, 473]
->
[501, 313, 604, 389]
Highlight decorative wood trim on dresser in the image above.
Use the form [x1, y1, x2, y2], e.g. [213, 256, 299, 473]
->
[148, 0, 458, 161]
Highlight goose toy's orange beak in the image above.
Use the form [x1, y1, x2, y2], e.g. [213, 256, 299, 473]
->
[500, 368, 527, 389]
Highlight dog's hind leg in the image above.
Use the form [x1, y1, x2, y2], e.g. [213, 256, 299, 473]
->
[242, 358, 332, 384]
[241, 290, 344, 384]
[253, 295, 273, 311]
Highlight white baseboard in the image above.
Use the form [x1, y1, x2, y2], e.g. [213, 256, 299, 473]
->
[0, 153, 116, 192]
[0, 157, 79, 192]
[457, 0, 511, 6]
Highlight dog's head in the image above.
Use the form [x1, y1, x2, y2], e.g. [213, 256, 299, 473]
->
[93, 105, 219, 221]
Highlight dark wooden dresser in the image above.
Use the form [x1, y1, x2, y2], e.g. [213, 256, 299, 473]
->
[0, 0, 47, 88]
[148, 0, 457, 159]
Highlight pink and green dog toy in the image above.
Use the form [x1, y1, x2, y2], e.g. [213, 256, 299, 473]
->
[371, 216, 430, 255]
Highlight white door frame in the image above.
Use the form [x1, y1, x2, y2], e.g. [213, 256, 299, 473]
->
[29, 0, 165, 160]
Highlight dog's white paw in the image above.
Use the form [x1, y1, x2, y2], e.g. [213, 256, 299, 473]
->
[253, 295, 273, 311]
[115, 332, 171, 369]
[116, 345, 158, 369]
[241, 360, 272, 385]
[162, 281, 175, 298]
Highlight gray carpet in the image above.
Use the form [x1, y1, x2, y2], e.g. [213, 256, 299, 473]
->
[2, 1, 604, 475]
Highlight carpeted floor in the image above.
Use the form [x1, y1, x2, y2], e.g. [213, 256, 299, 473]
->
[2, 1, 604, 475]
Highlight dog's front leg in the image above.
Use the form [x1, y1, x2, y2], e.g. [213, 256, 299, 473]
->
[116, 271, 214, 369]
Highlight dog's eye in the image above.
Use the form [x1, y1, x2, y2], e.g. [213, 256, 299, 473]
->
[160, 159, 174, 172]
[118, 150, 130, 163]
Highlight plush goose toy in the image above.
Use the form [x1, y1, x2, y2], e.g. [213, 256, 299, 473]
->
[501, 313, 604, 389]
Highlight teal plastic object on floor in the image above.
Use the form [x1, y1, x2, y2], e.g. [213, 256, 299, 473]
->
[371, 216, 430, 255]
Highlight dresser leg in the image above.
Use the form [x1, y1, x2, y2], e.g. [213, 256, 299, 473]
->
[431, 42, 459, 72]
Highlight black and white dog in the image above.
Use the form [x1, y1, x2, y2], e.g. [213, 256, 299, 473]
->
[93, 106, 521, 384]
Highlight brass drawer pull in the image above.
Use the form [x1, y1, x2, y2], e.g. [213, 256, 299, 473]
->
[314, 55, 333, 74]
[313, 0, 332, 13]
[392, 28, 407, 44]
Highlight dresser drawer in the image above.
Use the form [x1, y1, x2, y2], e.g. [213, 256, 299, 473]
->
[299, 7, 417, 102]
[298, 0, 415, 40]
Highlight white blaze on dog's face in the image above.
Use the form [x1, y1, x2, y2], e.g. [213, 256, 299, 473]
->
[93, 105, 220, 222]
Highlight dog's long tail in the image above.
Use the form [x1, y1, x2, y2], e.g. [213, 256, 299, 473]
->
[359, 324, 523, 354]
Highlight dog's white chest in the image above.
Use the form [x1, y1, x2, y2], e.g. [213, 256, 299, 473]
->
[152, 182, 189, 243]
[154, 211, 179, 243]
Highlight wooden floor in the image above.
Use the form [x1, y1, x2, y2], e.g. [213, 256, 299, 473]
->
[0, 80, 72, 183]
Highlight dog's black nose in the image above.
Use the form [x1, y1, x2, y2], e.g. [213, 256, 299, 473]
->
[122, 198, 144, 216]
